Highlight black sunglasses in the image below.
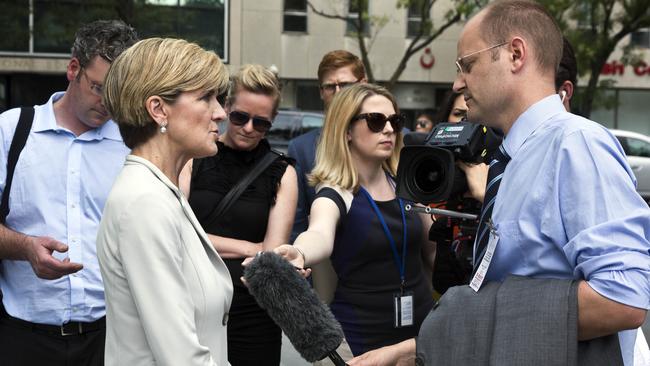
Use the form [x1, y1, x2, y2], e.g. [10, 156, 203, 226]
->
[229, 110, 272, 133]
[352, 113, 405, 133]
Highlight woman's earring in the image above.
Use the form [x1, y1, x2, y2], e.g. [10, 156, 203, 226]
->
[160, 122, 167, 134]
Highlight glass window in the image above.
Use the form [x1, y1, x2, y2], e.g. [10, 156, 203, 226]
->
[346, 0, 369, 36]
[0, 2, 29, 52]
[284, 0, 307, 32]
[2, 0, 227, 59]
[301, 115, 324, 132]
[631, 29, 650, 49]
[626, 137, 650, 158]
[407, 2, 424, 38]
[618, 89, 650, 135]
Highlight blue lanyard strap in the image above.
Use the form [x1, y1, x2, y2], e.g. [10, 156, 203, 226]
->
[360, 187, 408, 285]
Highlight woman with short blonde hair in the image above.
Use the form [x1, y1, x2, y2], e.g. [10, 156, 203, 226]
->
[186, 64, 297, 365]
[98, 38, 232, 366]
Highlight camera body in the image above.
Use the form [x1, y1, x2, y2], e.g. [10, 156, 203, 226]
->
[396, 122, 501, 204]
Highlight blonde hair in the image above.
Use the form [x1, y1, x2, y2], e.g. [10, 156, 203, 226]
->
[309, 83, 402, 191]
[227, 64, 282, 117]
[103, 38, 229, 148]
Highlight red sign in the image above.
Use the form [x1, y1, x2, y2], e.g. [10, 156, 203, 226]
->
[601, 60, 650, 76]
[420, 48, 435, 69]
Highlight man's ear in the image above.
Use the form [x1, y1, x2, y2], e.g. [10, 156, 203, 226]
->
[559, 80, 574, 102]
[145, 96, 168, 127]
[510, 37, 527, 73]
[67, 58, 82, 82]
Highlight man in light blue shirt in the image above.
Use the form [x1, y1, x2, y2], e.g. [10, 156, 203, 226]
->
[452, 1, 649, 365]
[0, 20, 137, 365]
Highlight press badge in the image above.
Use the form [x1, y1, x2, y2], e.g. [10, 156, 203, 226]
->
[393, 291, 414, 328]
[469, 223, 499, 292]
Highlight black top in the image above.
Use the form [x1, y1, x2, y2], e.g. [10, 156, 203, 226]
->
[189, 139, 293, 286]
[317, 186, 434, 356]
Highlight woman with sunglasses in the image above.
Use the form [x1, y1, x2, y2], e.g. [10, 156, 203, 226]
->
[275, 83, 435, 363]
[184, 64, 297, 365]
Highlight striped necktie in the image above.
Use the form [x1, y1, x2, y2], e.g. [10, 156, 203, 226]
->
[473, 144, 510, 273]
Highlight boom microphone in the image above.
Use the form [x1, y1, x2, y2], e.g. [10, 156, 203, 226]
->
[243, 252, 348, 365]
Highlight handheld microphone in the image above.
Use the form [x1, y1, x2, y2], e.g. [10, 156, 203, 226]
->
[243, 252, 348, 365]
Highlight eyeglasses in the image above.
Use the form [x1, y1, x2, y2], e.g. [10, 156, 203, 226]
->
[455, 41, 508, 75]
[352, 113, 405, 133]
[320, 80, 359, 94]
[229, 110, 272, 133]
[416, 120, 431, 128]
[81, 69, 104, 97]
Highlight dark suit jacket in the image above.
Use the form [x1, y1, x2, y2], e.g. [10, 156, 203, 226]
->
[287, 128, 320, 242]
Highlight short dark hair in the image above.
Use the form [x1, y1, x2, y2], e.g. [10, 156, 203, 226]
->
[481, 0, 563, 75]
[317, 50, 366, 84]
[71, 19, 138, 68]
[555, 37, 578, 91]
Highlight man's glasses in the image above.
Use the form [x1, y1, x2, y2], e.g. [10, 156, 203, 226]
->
[455, 41, 508, 75]
[320, 80, 359, 94]
[352, 113, 405, 133]
[81, 69, 104, 97]
[229, 110, 272, 133]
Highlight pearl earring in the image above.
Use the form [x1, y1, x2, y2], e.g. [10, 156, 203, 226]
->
[160, 123, 167, 134]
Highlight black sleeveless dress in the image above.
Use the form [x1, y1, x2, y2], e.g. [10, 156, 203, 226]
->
[189, 139, 293, 366]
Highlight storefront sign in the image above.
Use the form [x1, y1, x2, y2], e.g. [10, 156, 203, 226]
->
[601, 60, 650, 76]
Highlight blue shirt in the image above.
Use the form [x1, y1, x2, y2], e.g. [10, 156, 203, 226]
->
[489, 94, 650, 366]
[287, 128, 320, 242]
[0, 92, 129, 325]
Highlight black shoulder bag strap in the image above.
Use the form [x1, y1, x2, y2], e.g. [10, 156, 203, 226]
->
[204, 149, 282, 225]
[0, 107, 35, 224]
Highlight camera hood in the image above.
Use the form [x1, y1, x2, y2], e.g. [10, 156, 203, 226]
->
[396, 146, 455, 204]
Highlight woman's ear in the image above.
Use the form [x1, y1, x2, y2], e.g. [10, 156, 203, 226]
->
[145, 96, 168, 127]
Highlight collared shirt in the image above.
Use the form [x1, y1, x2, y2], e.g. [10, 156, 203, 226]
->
[0, 92, 129, 325]
[489, 94, 650, 366]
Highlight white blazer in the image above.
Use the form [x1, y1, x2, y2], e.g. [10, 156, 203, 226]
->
[97, 155, 233, 366]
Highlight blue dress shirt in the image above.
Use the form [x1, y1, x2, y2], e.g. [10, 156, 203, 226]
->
[287, 128, 320, 242]
[0, 92, 129, 325]
[489, 94, 650, 366]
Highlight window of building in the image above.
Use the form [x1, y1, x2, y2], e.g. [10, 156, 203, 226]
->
[346, 0, 369, 37]
[407, 1, 427, 38]
[1, 0, 228, 61]
[630, 28, 650, 49]
[284, 0, 307, 33]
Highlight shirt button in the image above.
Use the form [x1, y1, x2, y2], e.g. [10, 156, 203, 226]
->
[222, 313, 229, 326]
[71, 204, 76, 209]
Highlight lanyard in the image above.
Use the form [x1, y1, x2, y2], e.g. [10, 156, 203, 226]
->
[360, 187, 408, 289]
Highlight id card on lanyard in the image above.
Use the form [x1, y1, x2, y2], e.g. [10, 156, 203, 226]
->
[360, 188, 413, 328]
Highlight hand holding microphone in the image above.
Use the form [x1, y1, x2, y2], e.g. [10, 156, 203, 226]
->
[243, 251, 347, 365]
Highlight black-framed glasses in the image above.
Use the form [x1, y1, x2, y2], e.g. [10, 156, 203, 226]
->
[229, 110, 272, 133]
[320, 80, 359, 94]
[455, 41, 508, 75]
[81, 69, 104, 97]
[352, 113, 405, 133]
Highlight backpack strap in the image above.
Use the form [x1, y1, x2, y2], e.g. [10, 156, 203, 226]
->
[0, 107, 35, 224]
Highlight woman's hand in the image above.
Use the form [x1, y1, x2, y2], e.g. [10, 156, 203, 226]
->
[274, 245, 311, 278]
[457, 162, 488, 203]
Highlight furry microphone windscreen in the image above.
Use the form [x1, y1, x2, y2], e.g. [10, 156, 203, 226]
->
[243, 252, 345, 363]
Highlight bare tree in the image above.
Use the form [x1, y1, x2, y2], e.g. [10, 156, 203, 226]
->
[307, 0, 486, 90]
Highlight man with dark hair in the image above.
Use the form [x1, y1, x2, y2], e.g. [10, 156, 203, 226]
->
[287, 50, 367, 241]
[556, 36, 578, 111]
[0, 20, 138, 365]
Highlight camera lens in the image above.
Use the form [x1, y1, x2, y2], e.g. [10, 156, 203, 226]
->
[413, 158, 444, 194]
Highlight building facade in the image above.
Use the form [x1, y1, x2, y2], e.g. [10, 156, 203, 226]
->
[0, 0, 648, 133]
